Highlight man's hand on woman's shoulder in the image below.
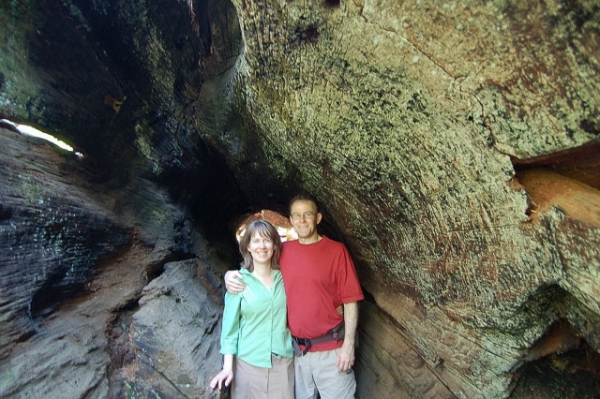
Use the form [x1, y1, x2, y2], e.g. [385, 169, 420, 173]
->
[224, 270, 246, 294]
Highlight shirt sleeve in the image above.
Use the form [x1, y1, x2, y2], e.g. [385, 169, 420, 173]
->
[220, 291, 242, 355]
[337, 244, 364, 304]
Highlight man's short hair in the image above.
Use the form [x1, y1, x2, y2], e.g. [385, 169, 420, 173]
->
[288, 191, 321, 215]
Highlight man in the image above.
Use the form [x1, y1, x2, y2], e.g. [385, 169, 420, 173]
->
[225, 192, 364, 399]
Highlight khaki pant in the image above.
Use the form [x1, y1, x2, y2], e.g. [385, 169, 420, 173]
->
[294, 348, 356, 399]
[231, 355, 294, 399]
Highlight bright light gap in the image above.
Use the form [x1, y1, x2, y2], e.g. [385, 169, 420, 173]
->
[1, 119, 83, 158]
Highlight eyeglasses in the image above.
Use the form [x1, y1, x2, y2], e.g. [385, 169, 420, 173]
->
[291, 212, 315, 221]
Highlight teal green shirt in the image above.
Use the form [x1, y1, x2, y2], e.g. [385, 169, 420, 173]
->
[220, 268, 293, 367]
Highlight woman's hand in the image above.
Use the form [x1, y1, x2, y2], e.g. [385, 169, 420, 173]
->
[210, 368, 233, 390]
[210, 354, 234, 390]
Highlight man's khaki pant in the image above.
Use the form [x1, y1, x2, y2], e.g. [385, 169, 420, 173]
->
[294, 348, 356, 399]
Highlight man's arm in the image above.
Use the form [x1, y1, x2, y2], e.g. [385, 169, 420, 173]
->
[336, 301, 358, 372]
[224, 270, 245, 293]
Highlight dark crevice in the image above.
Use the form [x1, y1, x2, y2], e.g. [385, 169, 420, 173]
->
[29, 267, 88, 318]
[0, 204, 13, 222]
[322, 0, 341, 9]
[506, 284, 600, 398]
[511, 139, 600, 167]
[15, 330, 36, 344]
[510, 140, 600, 220]
[522, 319, 582, 363]
[144, 251, 197, 281]
[512, 139, 600, 191]
[580, 119, 600, 136]
[29, 229, 131, 319]
[155, 140, 250, 267]
[106, 312, 137, 391]
[511, 321, 600, 398]
[111, 295, 142, 314]
[361, 287, 376, 303]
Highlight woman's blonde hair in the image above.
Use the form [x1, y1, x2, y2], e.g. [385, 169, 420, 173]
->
[239, 220, 281, 272]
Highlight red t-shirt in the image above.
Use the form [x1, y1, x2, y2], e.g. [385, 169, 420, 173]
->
[279, 236, 364, 352]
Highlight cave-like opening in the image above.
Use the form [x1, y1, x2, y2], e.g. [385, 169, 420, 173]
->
[512, 139, 600, 205]
[512, 318, 600, 398]
[235, 209, 297, 243]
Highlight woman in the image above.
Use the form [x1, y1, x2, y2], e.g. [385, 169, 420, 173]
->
[210, 220, 294, 398]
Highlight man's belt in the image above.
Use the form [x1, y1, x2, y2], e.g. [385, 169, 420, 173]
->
[292, 321, 345, 356]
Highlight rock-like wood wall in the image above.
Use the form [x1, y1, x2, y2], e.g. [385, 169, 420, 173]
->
[217, 1, 600, 397]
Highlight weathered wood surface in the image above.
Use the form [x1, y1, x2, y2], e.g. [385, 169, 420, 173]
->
[220, 1, 600, 397]
[0, 129, 226, 398]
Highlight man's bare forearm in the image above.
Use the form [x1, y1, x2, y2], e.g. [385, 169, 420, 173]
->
[342, 301, 358, 346]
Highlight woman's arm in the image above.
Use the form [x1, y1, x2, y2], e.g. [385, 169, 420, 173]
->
[211, 291, 242, 390]
[210, 354, 234, 389]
